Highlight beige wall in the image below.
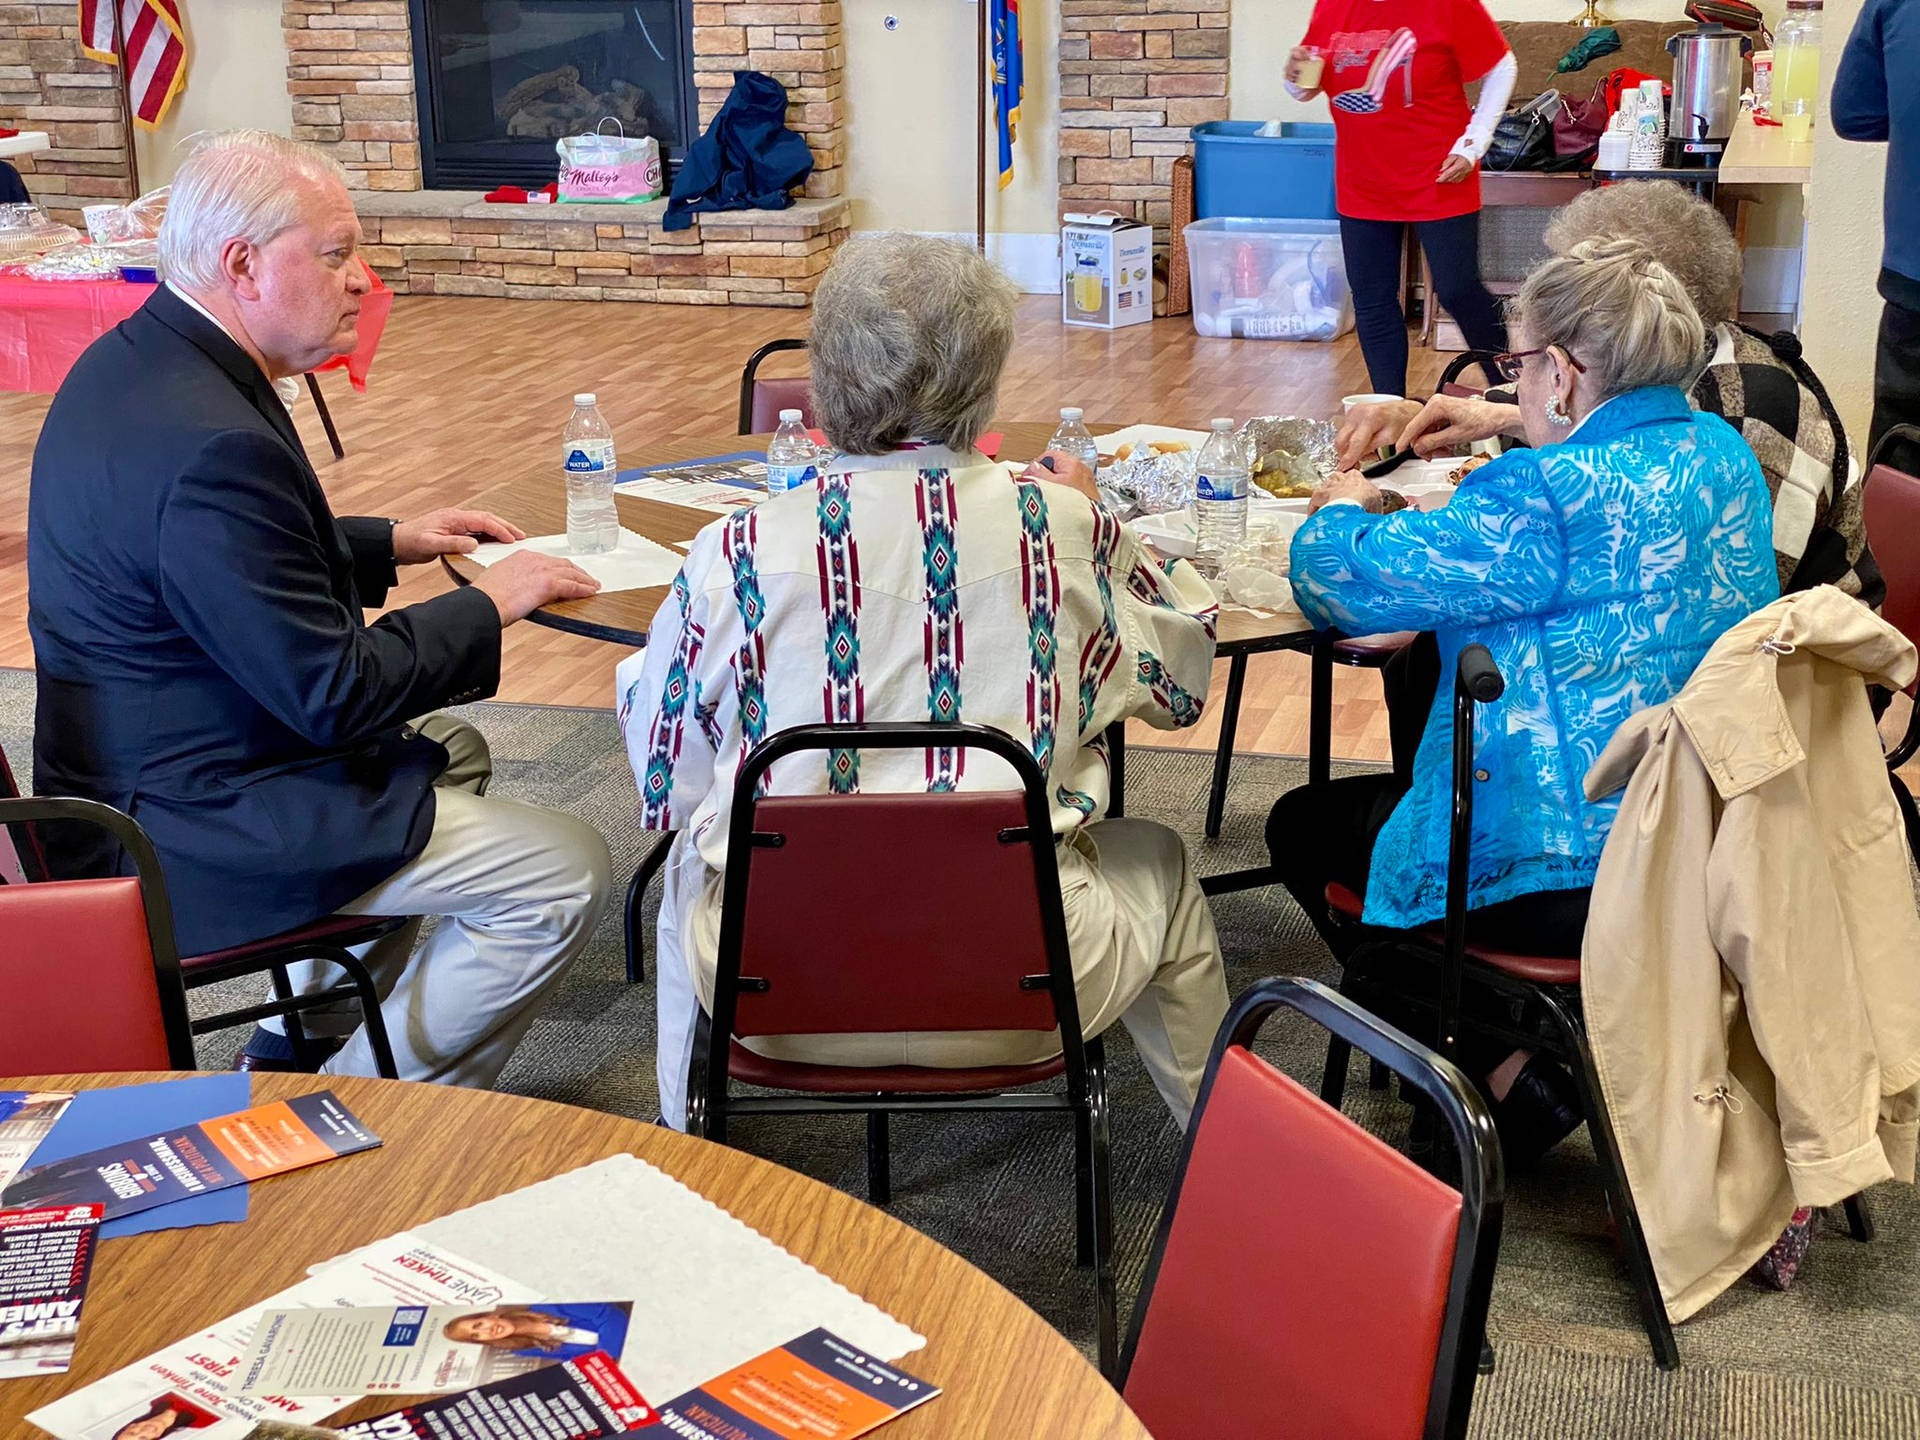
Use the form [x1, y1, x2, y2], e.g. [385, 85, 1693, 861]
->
[1800, 0, 1885, 441]
[130, 0, 294, 191]
[840, 0, 1059, 243]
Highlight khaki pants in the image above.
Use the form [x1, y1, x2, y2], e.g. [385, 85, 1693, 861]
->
[654, 817, 1229, 1130]
[266, 716, 613, 1087]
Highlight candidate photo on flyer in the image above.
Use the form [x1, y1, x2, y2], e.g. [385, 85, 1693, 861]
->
[439, 1303, 631, 1361]
[84, 1393, 219, 1440]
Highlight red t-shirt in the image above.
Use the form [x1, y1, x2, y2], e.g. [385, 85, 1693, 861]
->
[1302, 0, 1510, 222]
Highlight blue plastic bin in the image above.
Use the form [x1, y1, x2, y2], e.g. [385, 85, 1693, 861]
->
[1192, 121, 1337, 222]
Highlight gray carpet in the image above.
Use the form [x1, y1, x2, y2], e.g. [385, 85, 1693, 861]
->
[5, 668, 1919, 1437]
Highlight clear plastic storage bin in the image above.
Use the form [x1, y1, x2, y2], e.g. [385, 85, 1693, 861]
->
[1182, 217, 1352, 341]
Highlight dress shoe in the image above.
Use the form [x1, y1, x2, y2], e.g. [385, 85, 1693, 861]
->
[1491, 1056, 1585, 1168]
[234, 1037, 344, 1073]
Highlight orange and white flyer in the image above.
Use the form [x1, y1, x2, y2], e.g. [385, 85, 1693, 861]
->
[655, 1329, 937, 1440]
[0, 1092, 378, 1224]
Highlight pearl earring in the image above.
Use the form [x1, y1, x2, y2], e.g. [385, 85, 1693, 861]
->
[1546, 394, 1572, 427]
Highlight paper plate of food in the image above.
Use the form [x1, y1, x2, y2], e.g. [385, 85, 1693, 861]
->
[1091, 424, 1214, 467]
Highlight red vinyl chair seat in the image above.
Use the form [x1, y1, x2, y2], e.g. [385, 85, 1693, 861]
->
[181, 912, 404, 973]
[1865, 461, 1920, 687]
[1325, 882, 1582, 986]
[1123, 1046, 1463, 1440]
[727, 1040, 1067, 1095]
[748, 375, 813, 434]
[1, 875, 178, 1071]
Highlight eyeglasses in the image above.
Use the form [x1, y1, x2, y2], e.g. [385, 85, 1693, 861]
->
[1486, 347, 1588, 384]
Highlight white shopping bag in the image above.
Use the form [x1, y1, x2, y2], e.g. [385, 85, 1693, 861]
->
[556, 118, 662, 202]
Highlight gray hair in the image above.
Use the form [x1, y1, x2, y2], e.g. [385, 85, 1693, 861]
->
[157, 130, 349, 291]
[809, 233, 1018, 455]
[1512, 238, 1707, 402]
[1543, 179, 1743, 326]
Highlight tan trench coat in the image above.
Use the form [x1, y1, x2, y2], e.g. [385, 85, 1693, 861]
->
[1582, 587, 1920, 1322]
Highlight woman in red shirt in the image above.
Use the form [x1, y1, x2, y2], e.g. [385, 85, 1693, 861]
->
[1289, 0, 1517, 396]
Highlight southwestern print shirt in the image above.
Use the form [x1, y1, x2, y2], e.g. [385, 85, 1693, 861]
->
[1302, 0, 1509, 221]
[618, 445, 1219, 873]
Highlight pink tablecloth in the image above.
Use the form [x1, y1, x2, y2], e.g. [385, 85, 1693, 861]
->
[0, 265, 394, 395]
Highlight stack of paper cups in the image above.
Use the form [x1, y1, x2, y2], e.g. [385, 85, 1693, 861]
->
[1629, 78, 1666, 169]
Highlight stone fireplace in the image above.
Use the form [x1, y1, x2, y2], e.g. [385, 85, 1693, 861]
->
[282, 0, 848, 306]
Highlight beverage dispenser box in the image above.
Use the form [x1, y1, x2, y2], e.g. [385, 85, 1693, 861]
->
[1061, 214, 1153, 330]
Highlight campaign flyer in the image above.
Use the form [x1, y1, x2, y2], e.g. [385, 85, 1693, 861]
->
[0, 1092, 379, 1223]
[0, 1091, 74, 1191]
[238, 1301, 634, 1398]
[0, 1203, 101, 1380]
[614, 452, 766, 512]
[329, 1351, 657, 1439]
[655, 1330, 937, 1440]
[27, 1233, 539, 1439]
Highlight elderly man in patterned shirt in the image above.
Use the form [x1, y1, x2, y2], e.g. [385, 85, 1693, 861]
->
[620, 234, 1230, 1132]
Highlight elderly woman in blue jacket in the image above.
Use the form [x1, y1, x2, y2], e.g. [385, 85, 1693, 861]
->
[1270, 237, 1780, 1161]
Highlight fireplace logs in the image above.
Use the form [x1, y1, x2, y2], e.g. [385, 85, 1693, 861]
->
[497, 64, 655, 141]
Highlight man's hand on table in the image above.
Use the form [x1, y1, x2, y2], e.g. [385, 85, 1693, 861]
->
[1020, 450, 1102, 505]
[393, 508, 526, 564]
[1309, 472, 1384, 514]
[1395, 394, 1524, 457]
[471, 551, 601, 626]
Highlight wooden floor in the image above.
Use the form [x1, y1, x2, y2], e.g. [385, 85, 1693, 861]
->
[0, 294, 1450, 762]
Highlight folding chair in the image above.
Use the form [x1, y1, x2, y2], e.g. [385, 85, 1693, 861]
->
[737, 337, 811, 434]
[0, 796, 195, 1072]
[1121, 976, 1503, 1440]
[685, 722, 1117, 1371]
[0, 740, 400, 1077]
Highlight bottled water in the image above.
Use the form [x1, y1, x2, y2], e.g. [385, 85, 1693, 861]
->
[766, 408, 820, 495]
[1194, 417, 1249, 575]
[1046, 406, 1101, 472]
[563, 392, 619, 555]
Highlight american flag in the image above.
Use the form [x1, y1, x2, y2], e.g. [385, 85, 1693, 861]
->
[78, 0, 187, 130]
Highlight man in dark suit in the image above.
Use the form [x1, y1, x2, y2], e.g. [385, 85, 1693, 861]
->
[29, 130, 612, 1085]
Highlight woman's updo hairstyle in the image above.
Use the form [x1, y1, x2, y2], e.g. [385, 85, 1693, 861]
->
[1510, 237, 1706, 402]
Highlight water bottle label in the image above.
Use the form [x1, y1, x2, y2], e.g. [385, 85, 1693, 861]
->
[564, 438, 616, 474]
[1196, 472, 1246, 502]
[767, 462, 817, 494]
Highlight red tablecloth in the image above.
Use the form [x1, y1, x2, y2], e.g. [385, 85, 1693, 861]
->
[0, 264, 394, 395]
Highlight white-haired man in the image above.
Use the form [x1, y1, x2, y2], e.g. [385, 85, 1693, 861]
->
[28, 129, 612, 1086]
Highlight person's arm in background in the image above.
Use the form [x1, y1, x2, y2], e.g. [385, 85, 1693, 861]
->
[619, 532, 721, 830]
[1285, 1, 1333, 101]
[1833, 0, 1889, 142]
[1438, 0, 1517, 182]
[1290, 449, 1566, 635]
[1447, 51, 1517, 171]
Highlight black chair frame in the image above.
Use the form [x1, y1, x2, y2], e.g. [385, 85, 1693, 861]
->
[1120, 976, 1504, 1439]
[1318, 646, 1684, 1367]
[0, 796, 197, 1069]
[736, 337, 809, 435]
[1438, 350, 1506, 394]
[181, 918, 403, 1079]
[685, 721, 1116, 1373]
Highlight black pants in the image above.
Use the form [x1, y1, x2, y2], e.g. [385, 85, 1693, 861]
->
[1871, 295, 1920, 465]
[1340, 211, 1508, 398]
[1266, 772, 1591, 959]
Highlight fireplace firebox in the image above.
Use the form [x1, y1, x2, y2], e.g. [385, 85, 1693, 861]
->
[409, 0, 698, 190]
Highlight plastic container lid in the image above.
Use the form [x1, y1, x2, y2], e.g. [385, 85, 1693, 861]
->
[1061, 406, 1084, 420]
[779, 408, 803, 422]
[574, 392, 596, 406]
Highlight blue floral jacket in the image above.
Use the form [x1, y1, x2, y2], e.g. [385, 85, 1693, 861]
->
[1289, 386, 1780, 930]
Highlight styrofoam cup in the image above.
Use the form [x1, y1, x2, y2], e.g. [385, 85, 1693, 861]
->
[1342, 392, 1402, 412]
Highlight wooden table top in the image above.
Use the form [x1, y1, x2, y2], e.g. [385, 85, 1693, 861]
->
[445, 421, 1311, 654]
[1, 1072, 1148, 1439]
[1719, 109, 1812, 186]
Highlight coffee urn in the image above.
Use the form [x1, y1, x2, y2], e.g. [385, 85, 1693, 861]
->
[1667, 23, 1753, 167]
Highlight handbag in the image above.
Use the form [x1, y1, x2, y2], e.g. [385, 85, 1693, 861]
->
[1485, 90, 1559, 172]
[555, 118, 663, 203]
[1685, 0, 1767, 35]
[1552, 81, 1611, 160]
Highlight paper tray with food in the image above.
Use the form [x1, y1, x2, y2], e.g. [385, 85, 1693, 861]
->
[1090, 424, 1214, 467]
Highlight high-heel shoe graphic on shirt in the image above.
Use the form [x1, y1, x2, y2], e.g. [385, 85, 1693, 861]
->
[1330, 27, 1417, 114]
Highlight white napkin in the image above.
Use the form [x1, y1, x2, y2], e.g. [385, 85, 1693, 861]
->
[467, 528, 685, 593]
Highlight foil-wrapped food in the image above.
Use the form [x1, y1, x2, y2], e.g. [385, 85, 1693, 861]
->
[1239, 415, 1337, 499]
[1103, 446, 1197, 516]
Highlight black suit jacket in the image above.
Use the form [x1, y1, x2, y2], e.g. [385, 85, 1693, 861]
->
[28, 286, 502, 953]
